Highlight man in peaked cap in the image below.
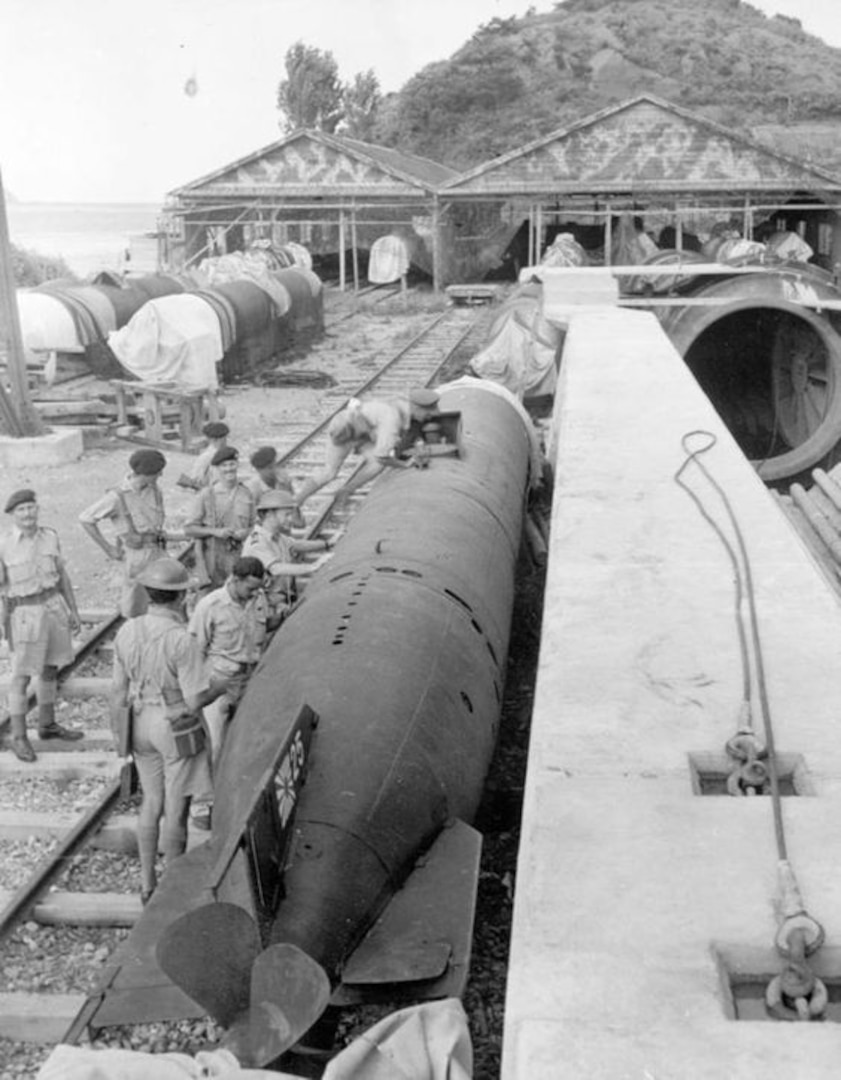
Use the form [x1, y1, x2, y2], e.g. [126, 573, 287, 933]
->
[294, 387, 440, 510]
[0, 489, 83, 761]
[79, 448, 171, 618]
[177, 420, 231, 491]
[184, 446, 255, 591]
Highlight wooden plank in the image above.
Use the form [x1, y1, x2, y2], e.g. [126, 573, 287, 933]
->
[30, 890, 142, 928]
[0, 752, 119, 779]
[0, 811, 138, 854]
[0, 993, 85, 1042]
[0, 676, 112, 699]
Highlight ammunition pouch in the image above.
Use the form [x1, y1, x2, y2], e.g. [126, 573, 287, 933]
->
[113, 704, 133, 758]
[163, 687, 206, 759]
[171, 717, 206, 760]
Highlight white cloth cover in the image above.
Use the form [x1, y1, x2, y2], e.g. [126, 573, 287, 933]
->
[16, 290, 83, 354]
[107, 294, 223, 391]
[36, 999, 472, 1080]
[766, 230, 814, 263]
[195, 251, 291, 314]
[368, 235, 413, 284]
[282, 242, 313, 270]
[540, 233, 588, 268]
[470, 295, 561, 400]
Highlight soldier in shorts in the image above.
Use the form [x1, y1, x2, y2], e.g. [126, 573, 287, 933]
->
[110, 558, 229, 903]
[0, 489, 83, 762]
[79, 448, 169, 618]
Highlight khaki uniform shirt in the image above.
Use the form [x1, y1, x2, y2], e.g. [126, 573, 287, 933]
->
[242, 524, 295, 609]
[79, 476, 166, 580]
[0, 526, 63, 598]
[189, 583, 267, 680]
[113, 607, 208, 709]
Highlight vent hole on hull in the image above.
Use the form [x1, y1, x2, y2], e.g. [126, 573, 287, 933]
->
[444, 588, 473, 613]
[460, 691, 473, 713]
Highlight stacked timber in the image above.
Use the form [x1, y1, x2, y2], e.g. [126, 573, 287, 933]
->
[773, 466, 841, 598]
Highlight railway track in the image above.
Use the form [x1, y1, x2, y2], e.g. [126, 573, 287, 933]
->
[0, 300, 493, 1070]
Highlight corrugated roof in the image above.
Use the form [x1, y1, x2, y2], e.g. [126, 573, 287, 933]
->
[442, 95, 841, 195]
[169, 129, 455, 199]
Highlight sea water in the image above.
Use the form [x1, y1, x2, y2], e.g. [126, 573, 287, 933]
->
[7, 201, 162, 279]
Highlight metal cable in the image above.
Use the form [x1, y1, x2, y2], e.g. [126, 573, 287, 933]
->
[674, 429, 786, 852]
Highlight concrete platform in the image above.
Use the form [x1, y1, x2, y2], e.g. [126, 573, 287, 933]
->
[0, 426, 83, 466]
[503, 308, 841, 1077]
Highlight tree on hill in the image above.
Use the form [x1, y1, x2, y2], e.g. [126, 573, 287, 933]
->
[340, 70, 382, 141]
[371, 0, 841, 174]
[277, 42, 344, 133]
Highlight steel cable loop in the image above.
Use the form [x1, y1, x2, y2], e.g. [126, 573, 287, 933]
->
[675, 430, 827, 1020]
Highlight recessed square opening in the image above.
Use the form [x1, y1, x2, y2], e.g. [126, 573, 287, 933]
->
[688, 752, 812, 796]
[714, 944, 841, 1022]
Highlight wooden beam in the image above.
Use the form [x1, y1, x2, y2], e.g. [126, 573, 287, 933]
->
[0, 169, 45, 437]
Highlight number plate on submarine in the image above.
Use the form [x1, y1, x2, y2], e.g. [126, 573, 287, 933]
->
[210, 704, 317, 891]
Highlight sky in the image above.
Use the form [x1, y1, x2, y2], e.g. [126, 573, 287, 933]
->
[1, 0, 841, 205]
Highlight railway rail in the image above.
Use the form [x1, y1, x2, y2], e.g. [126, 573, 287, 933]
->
[0, 300, 495, 1071]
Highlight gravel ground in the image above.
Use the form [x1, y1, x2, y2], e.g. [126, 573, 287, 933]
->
[0, 287, 543, 1078]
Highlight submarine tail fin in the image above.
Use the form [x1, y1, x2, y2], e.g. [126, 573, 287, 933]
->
[224, 943, 331, 1067]
[156, 901, 261, 1028]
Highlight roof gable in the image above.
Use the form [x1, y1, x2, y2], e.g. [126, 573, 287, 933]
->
[443, 95, 841, 195]
[170, 130, 454, 199]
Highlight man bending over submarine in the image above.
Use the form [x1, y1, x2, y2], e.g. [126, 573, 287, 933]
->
[294, 387, 440, 511]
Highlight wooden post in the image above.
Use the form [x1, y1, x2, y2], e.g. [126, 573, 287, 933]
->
[431, 197, 441, 294]
[604, 201, 613, 266]
[339, 210, 346, 292]
[351, 210, 359, 293]
[0, 168, 43, 436]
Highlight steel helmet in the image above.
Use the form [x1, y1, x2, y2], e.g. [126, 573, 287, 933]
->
[137, 557, 190, 591]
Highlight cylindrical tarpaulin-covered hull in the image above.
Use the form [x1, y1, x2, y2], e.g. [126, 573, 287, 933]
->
[213, 379, 533, 972]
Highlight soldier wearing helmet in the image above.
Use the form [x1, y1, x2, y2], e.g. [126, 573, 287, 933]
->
[0, 489, 83, 762]
[294, 388, 440, 511]
[184, 447, 255, 591]
[110, 557, 230, 902]
[242, 489, 336, 623]
[79, 448, 171, 618]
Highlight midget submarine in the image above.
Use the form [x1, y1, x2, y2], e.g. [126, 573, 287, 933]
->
[72, 376, 538, 1067]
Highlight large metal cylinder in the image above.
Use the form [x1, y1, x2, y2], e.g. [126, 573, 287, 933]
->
[655, 266, 841, 481]
[213, 379, 533, 972]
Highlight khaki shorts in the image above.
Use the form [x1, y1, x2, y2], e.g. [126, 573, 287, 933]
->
[132, 703, 213, 808]
[10, 596, 73, 676]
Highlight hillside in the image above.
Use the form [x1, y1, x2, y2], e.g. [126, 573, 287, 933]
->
[373, 0, 841, 175]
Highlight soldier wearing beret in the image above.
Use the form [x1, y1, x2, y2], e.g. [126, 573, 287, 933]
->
[242, 489, 334, 622]
[0, 489, 83, 762]
[246, 445, 304, 530]
[184, 446, 255, 591]
[79, 449, 170, 618]
[294, 388, 440, 511]
[177, 420, 230, 492]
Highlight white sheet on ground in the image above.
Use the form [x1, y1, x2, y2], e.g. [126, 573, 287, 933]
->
[16, 290, 82, 353]
[36, 999, 472, 1080]
[107, 294, 223, 391]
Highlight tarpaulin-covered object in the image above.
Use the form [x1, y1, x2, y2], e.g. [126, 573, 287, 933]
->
[469, 287, 561, 399]
[107, 294, 223, 390]
[37, 1000, 471, 1080]
[368, 234, 414, 284]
